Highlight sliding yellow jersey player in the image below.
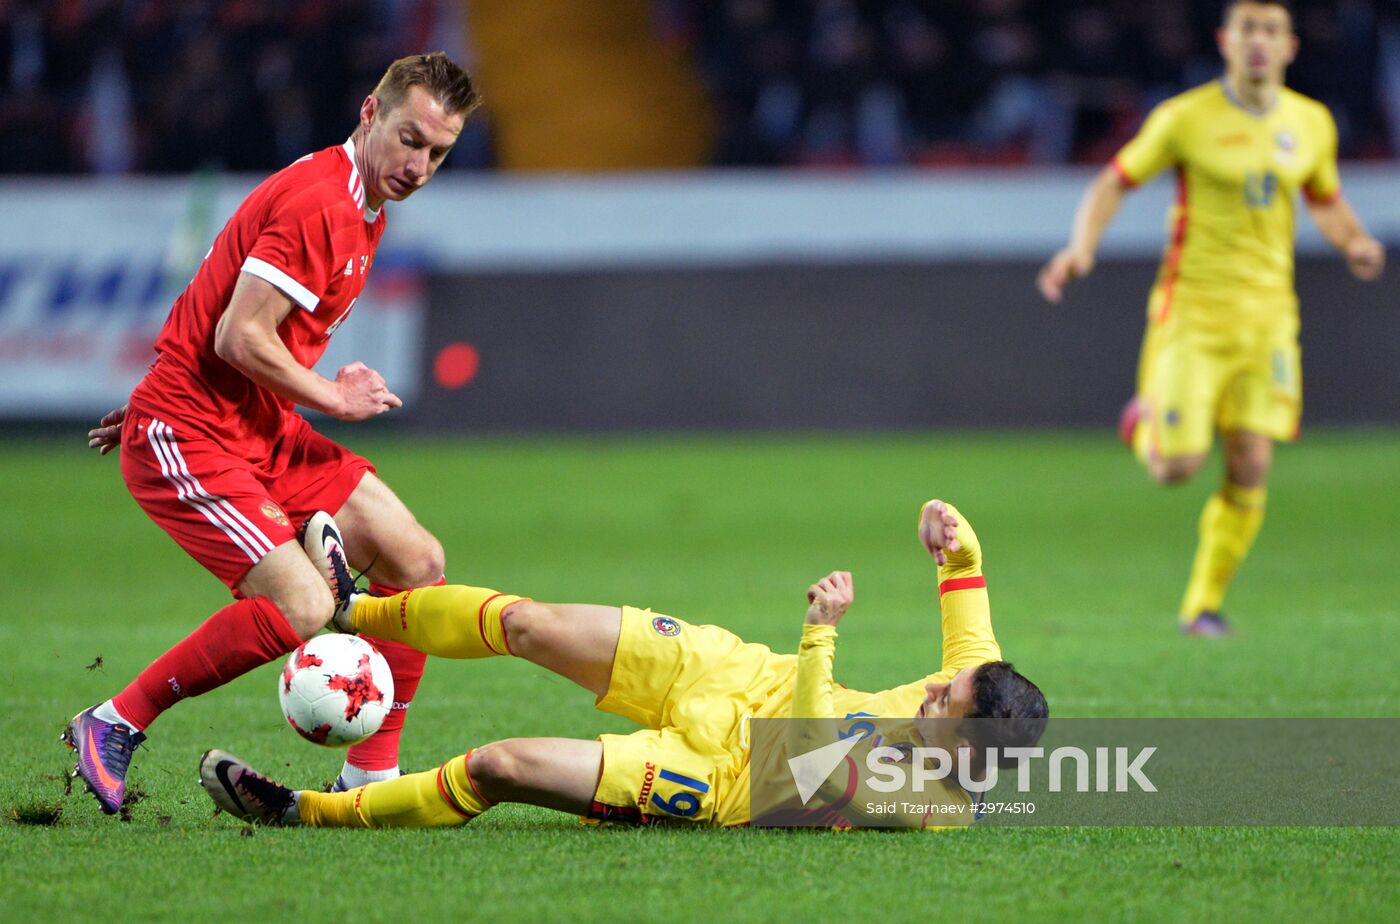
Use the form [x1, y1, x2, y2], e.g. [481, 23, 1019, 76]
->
[198, 500, 1047, 830]
[1038, 0, 1384, 635]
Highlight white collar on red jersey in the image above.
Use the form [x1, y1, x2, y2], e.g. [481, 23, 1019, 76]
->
[341, 139, 381, 223]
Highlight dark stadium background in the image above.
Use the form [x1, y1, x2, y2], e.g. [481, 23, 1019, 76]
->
[3, 0, 1396, 432]
[4, 0, 1395, 173]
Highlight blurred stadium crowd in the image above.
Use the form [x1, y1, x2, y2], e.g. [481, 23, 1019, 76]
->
[0, 0, 477, 173]
[3, 0, 1398, 174]
[697, 0, 1399, 165]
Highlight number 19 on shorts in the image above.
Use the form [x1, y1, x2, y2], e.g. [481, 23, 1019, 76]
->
[641, 763, 711, 818]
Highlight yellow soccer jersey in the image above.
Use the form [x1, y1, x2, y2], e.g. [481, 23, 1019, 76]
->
[1112, 81, 1340, 324]
[714, 509, 1002, 827]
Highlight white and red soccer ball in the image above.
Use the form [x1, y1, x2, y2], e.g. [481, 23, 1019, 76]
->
[278, 635, 394, 747]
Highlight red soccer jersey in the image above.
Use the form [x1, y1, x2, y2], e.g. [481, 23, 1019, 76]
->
[130, 141, 386, 467]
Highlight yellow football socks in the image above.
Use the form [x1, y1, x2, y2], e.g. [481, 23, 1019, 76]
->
[1179, 481, 1266, 621]
[297, 753, 490, 828]
[350, 585, 526, 659]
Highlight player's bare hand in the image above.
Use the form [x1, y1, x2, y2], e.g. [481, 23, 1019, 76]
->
[805, 571, 854, 626]
[87, 404, 127, 455]
[332, 361, 402, 421]
[1344, 236, 1385, 281]
[918, 499, 961, 566]
[1037, 248, 1094, 304]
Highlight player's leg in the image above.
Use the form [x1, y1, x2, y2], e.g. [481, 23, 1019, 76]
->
[68, 411, 323, 813]
[220, 728, 721, 827]
[1222, 429, 1273, 488]
[273, 422, 446, 789]
[91, 547, 327, 733]
[1129, 307, 1213, 485]
[1131, 319, 1250, 632]
[109, 491, 334, 728]
[1144, 451, 1208, 485]
[332, 471, 446, 591]
[1179, 323, 1296, 634]
[300, 738, 605, 826]
[346, 591, 764, 739]
[339, 568, 774, 741]
[495, 602, 623, 697]
[202, 738, 604, 827]
[1178, 430, 1271, 633]
[345, 590, 623, 697]
[465, 738, 604, 812]
[1142, 450, 1209, 487]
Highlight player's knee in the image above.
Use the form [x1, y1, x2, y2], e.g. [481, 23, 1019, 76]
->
[272, 577, 334, 640]
[1148, 467, 1188, 487]
[468, 741, 523, 793]
[500, 601, 555, 656]
[397, 531, 446, 588]
[1148, 455, 1202, 486]
[1225, 449, 1271, 487]
[1227, 463, 1268, 488]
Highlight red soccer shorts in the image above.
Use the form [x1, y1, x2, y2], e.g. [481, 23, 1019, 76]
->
[120, 404, 375, 593]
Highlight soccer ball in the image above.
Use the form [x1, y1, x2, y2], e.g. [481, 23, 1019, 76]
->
[278, 635, 394, 747]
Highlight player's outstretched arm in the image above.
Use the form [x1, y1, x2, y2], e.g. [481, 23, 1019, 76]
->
[919, 500, 1000, 674]
[87, 404, 127, 455]
[786, 572, 856, 810]
[1037, 166, 1129, 304]
[790, 571, 853, 722]
[214, 272, 402, 420]
[1306, 196, 1385, 281]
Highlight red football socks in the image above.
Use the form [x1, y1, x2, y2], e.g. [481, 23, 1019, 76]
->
[111, 595, 303, 730]
[343, 578, 439, 771]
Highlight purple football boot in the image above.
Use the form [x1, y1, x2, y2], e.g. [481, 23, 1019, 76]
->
[62, 707, 145, 814]
[1181, 611, 1232, 638]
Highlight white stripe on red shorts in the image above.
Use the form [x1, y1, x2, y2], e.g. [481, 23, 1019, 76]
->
[146, 419, 276, 564]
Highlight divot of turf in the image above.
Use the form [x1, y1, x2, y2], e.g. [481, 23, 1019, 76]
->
[9, 802, 63, 826]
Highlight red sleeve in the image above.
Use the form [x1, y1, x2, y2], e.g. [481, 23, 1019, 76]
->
[242, 186, 341, 312]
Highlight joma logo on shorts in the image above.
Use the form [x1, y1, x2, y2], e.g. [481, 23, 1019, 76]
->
[637, 761, 658, 808]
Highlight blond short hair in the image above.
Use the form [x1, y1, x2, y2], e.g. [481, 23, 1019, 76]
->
[372, 52, 480, 118]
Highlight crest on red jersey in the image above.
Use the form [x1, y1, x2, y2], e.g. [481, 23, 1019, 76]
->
[260, 501, 290, 526]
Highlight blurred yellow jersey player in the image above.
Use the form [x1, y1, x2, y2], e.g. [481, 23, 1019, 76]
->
[1038, 0, 1384, 636]
[197, 501, 1047, 830]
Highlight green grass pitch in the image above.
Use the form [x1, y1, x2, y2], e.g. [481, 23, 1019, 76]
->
[2, 429, 1397, 921]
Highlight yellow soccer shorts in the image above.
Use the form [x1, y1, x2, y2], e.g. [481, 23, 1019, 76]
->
[587, 606, 795, 826]
[1133, 288, 1301, 461]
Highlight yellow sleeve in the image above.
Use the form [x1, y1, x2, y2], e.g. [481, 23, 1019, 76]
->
[1303, 105, 1342, 204]
[1111, 100, 1180, 188]
[933, 503, 1002, 674]
[785, 624, 846, 809]
[791, 623, 838, 719]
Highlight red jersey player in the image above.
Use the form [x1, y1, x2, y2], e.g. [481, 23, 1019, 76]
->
[68, 53, 479, 815]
